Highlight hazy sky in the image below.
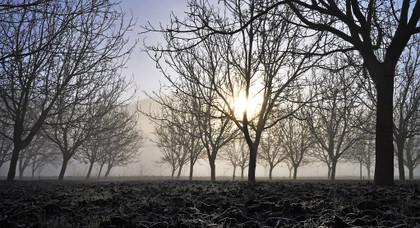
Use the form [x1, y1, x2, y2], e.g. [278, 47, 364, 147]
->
[119, 0, 190, 100]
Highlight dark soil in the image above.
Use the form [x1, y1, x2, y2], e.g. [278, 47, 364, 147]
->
[0, 180, 419, 227]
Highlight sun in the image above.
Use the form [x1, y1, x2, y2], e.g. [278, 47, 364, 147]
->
[231, 90, 263, 121]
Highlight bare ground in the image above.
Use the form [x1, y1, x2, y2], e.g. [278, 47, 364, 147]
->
[0, 180, 419, 227]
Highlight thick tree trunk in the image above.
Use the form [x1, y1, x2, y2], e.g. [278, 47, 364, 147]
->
[171, 167, 175, 179]
[104, 166, 112, 178]
[98, 164, 104, 179]
[366, 163, 371, 180]
[241, 167, 245, 180]
[7, 144, 21, 181]
[395, 138, 406, 180]
[232, 166, 236, 181]
[58, 157, 70, 181]
[176, 164, 183, 180]
[330, 160, 337, 180]
[408, 168, 414, 180]
[293, 165, 298, 180]
[189, 159, 194, 181]
[18, 157, 24, 180]
[248, 143, 258, 183]
[209, 159, 216, 182]
[374, 70, 395, 186]
[327, 166, 331, 179]
[269, 165, 273, 181]
[86, 162, 94, 180]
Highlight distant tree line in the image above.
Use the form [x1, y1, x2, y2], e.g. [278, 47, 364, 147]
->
[143, 0, 420, 185]
[0, 0, 143, 181]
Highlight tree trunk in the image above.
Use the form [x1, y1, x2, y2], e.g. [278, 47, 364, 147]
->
[327, 166, 331, 179]
[7, 144, 22, 181]
[269, 165, 274, 181]
[330, 160, 337, 180]
[248, 143, 258, 183]
[374, 69, 395, 186]
[366, 163, 371, 180]
[189, 159, 194, 181]
[293, 165, 298, 180]
[58, 157, 70, 181]
[98, 164, 104, 179]
[18, 156, 25, 180]
[176, 164, 183, 180]
[360, 162, 363, 180]
[395, 138, 406, 180]
[31, 157, 36, 179]
[408, 168, 414, 180]
[104, 165, 112, 178]
[86, 162, 94, 180]
[171, 167, 175, 179]
[232, 166, 236, 181]
[209, 158, 216, 182]
[288, 167, 292, 179]
[241, 166, 245, 180]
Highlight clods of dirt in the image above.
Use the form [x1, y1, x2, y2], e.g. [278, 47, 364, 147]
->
[0, 180, 419, 227]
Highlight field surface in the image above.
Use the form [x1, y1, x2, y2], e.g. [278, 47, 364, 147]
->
[0, 180, 419, 227]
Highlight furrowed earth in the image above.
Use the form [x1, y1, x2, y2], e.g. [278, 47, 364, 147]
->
[0, 180, 419, 227]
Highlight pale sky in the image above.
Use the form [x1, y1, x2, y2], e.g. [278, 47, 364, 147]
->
[119, 0, 190, 100]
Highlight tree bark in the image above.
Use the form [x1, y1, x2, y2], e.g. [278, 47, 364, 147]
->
[269, 165, 274, 181]
[360, 162, 363, 180]
[104, 165, 112, 178]
[176, 164, 183, 180]
[395, 137, 406, 180]
[232, 166, 236, 181]
[7, 144, 22, 181]
[330, 160, 337, 180]
[248, 143, 258, 183]
[189, 159, 194, 181]
[86, 162, 94, 180]
[293, 165, 298, 180]
[241, 167, 245, 180]
[374, 69, 395, 186]
[409, 168, 414, 180]
[58, 157, 70, 181]
[209, 158, 216, 182]
[98, 164, 104, 179]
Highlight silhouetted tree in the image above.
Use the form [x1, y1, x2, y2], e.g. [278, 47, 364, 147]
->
[145, 1, 321, 183]
[96, 108, 143, 179]
[0, 0, 134, 181]
[222, 138, 249, 180]
[148, 0, 420, 186]
[279, 114, 313, 180]
[258, 124, 286, 180]
[404, 136, 420, 180]
[307, 61, 366, 180]
[346, 139, 375, 180]
[393, 37, 420, 180]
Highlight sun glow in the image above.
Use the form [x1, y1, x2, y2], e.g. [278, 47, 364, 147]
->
[230, 90, 263, 121]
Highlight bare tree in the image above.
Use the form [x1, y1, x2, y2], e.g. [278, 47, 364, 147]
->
[150, 0, 420, 186]
[145, 96, 198, 180]
[96, 107, 143, 179]
[306, 62, 366, 180]
[17, 134, 59, 179]
[153, 123, 182, 179]
[258, 123, 286, 180]
[274, 0, 420, 186]
[222, 138, 249, 180]
[0, 0, 134, 181]
[0, 124, 12, 169]
[146, 1, 320, 183]
[346, 139, 375, 180]
[279, 114, 314, 180]
[404, 136, 420, 180]
[393, 37, 420, 180]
